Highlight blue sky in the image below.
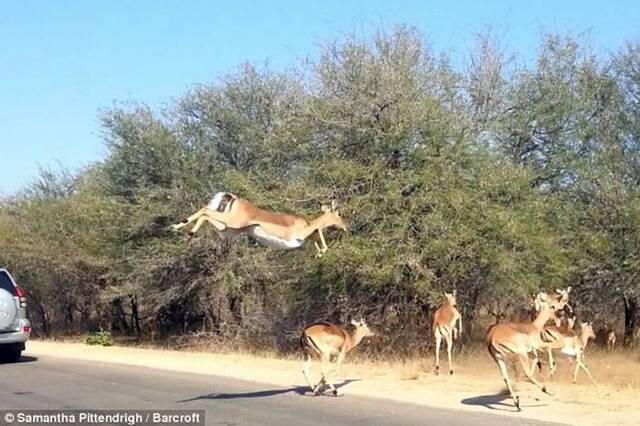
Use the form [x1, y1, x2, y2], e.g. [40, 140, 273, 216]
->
[1, 1, 638, 195]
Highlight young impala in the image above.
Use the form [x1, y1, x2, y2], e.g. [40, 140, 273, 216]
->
[540, 315, 575, 376]
[171, 192, 347, 256]
[542, 322, 597, 385]
[603, 321, 617, 351]
[485, 290, 569, 411]
[300, 319, 375, 396]
[432, 290, 462, 375]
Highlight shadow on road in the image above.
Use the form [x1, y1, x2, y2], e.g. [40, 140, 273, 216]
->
[179, 379, 360, 402]
[0, 355, 38, 365]
[461, 389, 548, 412]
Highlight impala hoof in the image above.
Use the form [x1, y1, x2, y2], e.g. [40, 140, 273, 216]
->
[542, 386, 554, 396]
[434, 368, 440, 376]
[449, 369, 454, 376]
[514, 396, 521, 411]
[332, 389, 342, 397]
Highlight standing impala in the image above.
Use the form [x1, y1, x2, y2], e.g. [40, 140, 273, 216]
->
[171, 192, 347, 256]
[300, 319, 375, 396]
[432, 290, 462, 375]
[485, 290, 569, 411]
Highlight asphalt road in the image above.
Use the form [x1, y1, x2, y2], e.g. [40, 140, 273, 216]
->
[0, 355, 561, 426]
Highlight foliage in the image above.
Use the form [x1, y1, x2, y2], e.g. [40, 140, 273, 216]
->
[1, 27, 639, 352]
[85, 331, 113, 347]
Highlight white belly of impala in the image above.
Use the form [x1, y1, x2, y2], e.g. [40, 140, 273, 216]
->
[561, 346, 577, 357]
[249, 226, 304, 250]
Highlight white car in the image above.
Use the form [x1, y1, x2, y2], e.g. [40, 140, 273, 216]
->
[0, 268, 30, 362]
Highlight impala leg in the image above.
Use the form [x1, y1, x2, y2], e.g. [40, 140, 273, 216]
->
[517, 354, 553, 396]
[188, 214, 228, 236]
[314, 242, 323, 258]
[302, 354, 314, 393]
[547, 348, 556, 377]
[189, 216, 208, 235]
[202, 214, 227, 231]
[494, 354, 520, 411]
[574, 353, 597, 385]
[171, 208, 207, 230]
[318, 228, 328, 253]
[313, 356, 330, 395]
[445, 333, 454, 375]
[434, 332, 442, 375]
[530, 350, 542, 374]
[325, 352, 346, 396]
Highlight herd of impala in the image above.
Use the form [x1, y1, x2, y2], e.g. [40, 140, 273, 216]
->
[172, 192, 614, 411]
[300, 287, 601, 411]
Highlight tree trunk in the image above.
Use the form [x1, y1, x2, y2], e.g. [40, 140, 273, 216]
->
[130, 295, 141, 339]
[623, 296, 638, 347]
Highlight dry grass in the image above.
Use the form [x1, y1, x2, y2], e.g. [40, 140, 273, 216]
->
[28, 339, 640, 425]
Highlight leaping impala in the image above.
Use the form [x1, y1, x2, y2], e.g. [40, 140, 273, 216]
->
[170, 192, 347, 256]
[300, 319, 375, 396]
[485, 290, 569, 411]
[432, 290, 462, 375]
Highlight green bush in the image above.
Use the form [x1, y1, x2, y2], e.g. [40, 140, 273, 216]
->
[85, 331, 114, 347]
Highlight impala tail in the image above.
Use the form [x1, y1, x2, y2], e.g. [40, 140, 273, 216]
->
[207, 192, 237, 213]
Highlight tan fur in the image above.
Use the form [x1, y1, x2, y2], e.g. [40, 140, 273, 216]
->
[485, 289, 570, 411]
[432, 291, 462, 375]
[171, 193, 347, 255]
[301, 319, 374, 396]
[543, 322, 597, 384]
[606, 329, 616, 351]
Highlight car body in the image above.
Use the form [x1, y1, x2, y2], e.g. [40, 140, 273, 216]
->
[0, 268, 30, 362]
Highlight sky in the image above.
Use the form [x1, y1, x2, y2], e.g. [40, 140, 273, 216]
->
[1, 1, 639, 196]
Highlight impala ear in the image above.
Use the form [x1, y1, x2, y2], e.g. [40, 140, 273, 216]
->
[453, 289, 457, 297]
[331, 200, 337, 211]
[566, 286, 572, 294]
[351, 319, 358, 326]
[321, 205, 330, 213]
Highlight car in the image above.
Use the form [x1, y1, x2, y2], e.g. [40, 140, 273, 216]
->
[0, 268, 30, 362]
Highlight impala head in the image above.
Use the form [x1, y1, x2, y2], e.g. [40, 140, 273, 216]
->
[444, 290, 457, 307]
[534, 291, 567, 313]
[321, 200, 347, 231]
[554, 303, 575, 327]
[554, 286, 571, 303]
[351, 318, 375, 338]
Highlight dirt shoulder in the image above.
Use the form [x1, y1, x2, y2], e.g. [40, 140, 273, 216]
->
[25, 340, 639, 425]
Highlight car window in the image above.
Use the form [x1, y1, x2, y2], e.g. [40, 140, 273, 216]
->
[0, 271, 16, 296]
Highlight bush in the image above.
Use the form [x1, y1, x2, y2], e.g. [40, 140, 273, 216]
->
[85, 331, 114, 347]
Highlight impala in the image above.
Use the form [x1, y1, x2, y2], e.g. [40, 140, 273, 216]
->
[300, 319, 375, 396]
[432, 290, 462, 375]
[541, 315, 576, 377]
[485, 290, 569, 410]
[606, 329, 617, 351]
[542, 322, 597, 385]
[171, 192, 347, 256]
